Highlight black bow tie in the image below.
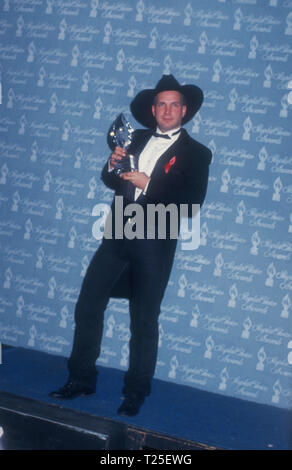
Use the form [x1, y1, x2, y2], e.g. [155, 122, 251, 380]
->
[153, 129, 181, 140]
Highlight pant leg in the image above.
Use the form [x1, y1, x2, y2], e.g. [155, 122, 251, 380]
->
[68, 239, 128, 386]
[123, 238, 174, 396]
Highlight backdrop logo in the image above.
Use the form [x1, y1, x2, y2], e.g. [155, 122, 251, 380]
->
[233, 8, 281, 33]
[198, 31, 244, 56]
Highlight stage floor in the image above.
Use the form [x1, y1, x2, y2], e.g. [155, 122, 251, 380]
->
[0, 346, 291, 450]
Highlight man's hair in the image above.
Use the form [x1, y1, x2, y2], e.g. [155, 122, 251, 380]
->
[153, 91, 186, 107]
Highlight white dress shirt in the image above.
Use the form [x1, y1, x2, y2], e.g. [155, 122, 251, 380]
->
[134, 127, 181, 200]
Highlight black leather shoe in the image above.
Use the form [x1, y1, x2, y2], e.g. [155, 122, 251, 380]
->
[50, 380, 95, 400]
[117, 393, 145, 416]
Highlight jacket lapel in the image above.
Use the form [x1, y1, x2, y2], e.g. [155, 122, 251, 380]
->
[149, 129, 189, 178]
[129, 130, 153, 168]
[123, 130, 152, 201]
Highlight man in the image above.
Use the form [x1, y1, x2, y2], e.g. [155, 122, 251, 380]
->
[50, 75, 212, 416]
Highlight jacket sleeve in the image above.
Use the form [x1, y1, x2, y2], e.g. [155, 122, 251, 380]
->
[101, 157, 124, 192]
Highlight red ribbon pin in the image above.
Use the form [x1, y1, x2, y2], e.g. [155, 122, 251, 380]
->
[164, 156, 176, 174]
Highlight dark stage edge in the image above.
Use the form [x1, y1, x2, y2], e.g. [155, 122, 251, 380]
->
[0, 346, 291, 450]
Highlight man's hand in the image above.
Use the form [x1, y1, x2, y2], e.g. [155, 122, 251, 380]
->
[109, 146, 126, 169]
[120, 170, 150, 190]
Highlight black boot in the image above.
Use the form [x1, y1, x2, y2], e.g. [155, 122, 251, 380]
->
[50, 379, 96, 400]
[117, 392, 145, 416]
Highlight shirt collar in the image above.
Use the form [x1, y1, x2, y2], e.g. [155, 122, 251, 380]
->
[155, 126, 181, 139]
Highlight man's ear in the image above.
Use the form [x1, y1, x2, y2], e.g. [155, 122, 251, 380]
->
[151, 105, 156, 117]
[182, 105, 187, 118]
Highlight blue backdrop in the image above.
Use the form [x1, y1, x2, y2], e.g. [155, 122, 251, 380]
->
[0, 0, 291, 410]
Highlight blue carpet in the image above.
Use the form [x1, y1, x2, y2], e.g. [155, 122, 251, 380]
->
[0, 346, 291, 450]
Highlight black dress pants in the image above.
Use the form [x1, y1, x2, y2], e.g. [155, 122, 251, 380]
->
[67, 236, 175, 396]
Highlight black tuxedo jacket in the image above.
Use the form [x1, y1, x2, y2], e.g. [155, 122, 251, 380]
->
[102, 128, 211, 208]
[100, 127, 212, 298]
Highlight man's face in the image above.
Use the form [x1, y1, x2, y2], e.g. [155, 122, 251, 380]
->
[152, 90, 187, 133]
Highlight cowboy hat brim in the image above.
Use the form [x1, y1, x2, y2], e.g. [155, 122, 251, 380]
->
[130, 75, 204, 129]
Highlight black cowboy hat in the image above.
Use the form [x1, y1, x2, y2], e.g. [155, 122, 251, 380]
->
[130, 74, 204, 129]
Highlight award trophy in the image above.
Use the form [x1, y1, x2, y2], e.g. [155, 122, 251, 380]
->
[107, 113, 136, 175]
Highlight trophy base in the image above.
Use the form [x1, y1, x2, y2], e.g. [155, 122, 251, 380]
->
[113, 154, 136, 176]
